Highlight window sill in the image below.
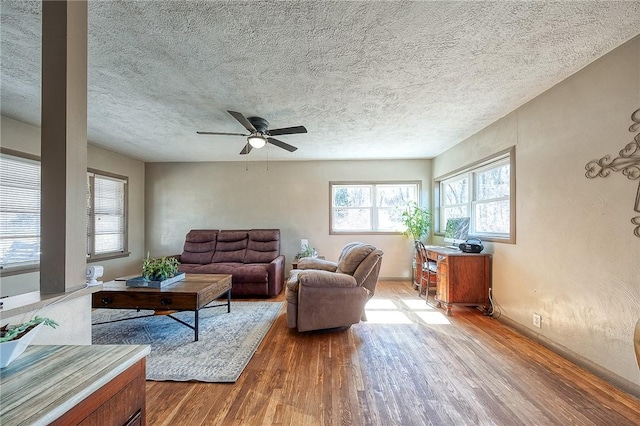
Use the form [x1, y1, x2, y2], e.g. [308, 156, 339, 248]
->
[0, 265, 39, 277]
[434, 233, 514, 244]
[329, 231, 403, 236]
[1, 252, 131, 277]
[87, 252, 131, 263]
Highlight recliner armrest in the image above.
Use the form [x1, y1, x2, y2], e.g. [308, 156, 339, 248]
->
[298, 270, 357, 288]
[297, 258, 338, 272]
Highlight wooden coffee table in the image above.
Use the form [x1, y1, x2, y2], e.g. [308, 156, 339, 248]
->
[92, 273, 232, 341]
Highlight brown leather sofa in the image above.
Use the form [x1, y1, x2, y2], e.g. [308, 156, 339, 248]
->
[174, 229, 284, 297]
[286, 242, 383, 332]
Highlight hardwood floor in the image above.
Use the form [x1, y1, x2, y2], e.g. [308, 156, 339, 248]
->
[146, 281, 640, 425]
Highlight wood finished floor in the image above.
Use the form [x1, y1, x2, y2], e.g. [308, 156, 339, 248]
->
[145, 281, 640, 425]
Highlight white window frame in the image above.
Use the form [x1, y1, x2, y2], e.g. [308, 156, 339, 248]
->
[87, 169, 128, 260]
[435, 148, 515, 243]
[330, 181, 421, 234]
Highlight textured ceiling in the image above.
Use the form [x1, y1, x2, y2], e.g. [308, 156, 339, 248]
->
[1, 1, 639, 162]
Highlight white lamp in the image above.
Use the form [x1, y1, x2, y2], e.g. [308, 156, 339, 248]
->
[248, 135, 267, 149]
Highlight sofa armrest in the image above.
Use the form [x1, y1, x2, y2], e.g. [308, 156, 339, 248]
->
[299, 270, 357, 288]
[267, 255, 285, 296]
[297, 257, 338, 272]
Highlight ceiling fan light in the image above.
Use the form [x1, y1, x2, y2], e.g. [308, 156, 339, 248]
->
[248, 135, 266, 149]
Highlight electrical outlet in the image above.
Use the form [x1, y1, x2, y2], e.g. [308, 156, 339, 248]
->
[533, 313, 542, 328]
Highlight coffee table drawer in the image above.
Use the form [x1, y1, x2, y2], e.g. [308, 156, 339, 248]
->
[93, 292, 198, 311]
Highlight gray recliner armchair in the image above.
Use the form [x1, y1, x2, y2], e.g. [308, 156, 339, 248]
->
[286, 242, 383, 332]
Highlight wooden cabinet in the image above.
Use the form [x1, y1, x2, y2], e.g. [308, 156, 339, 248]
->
[0, 345, 149, 426]
[51, 359, 146, 426]
[425, 247, 491, 316]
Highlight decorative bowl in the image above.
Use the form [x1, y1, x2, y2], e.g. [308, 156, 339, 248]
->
[0, 322, 43, 368]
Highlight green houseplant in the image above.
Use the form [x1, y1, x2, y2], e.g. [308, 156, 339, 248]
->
[401, 202, 432, 242]
[1, 316, 58, 367]
[0, 316, 58, 343]
[295, 244, 317, 260]
[142, 254, 180, 281]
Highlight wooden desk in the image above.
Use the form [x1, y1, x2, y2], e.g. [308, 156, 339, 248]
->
[424, 246, 491, 316]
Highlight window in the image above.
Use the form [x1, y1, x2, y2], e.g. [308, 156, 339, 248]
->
[0, 153, 41, 270]
[437, 149, 514, 242]
[0, 150, 129, 273]
[87, 170, 128, 259]
[331, 182, 420, 233]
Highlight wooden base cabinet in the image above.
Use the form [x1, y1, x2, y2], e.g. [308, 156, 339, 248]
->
[1, 345, 149, 426]
[425, 247, 491, 316]
[51, 359, 146, 426]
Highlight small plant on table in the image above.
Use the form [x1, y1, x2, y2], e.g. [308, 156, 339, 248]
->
[295, 244, 317, 260]
[142, 254, 180, 281]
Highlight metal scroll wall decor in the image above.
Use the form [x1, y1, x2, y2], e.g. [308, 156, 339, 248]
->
[585, 108, 640, 238]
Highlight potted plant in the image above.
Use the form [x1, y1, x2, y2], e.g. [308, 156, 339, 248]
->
[295, 244, 317, 260]
[1, 316, 58, 368]
[401, 202, 432, 289]
[401, 201, 432, 242]
[127, 254, 185, 288]
[142, 254, 180, 281]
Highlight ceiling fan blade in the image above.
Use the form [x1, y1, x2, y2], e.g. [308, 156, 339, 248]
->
[267, 137, 297, 152]
[228, 110, 257, 133]
[239, 143, 253, 155]
[196, 131, 248, 136]
[268, 126, 307, 136]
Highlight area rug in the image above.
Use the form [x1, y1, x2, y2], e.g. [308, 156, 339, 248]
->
[92, 301, 283, 382]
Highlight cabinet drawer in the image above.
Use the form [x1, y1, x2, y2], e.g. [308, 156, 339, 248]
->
[93, 291, 196, 310]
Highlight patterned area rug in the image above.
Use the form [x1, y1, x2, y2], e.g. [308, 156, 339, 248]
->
[92, 301, 283, 382]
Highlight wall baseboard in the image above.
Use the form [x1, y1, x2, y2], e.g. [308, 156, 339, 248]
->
[498, 315, 640, 399]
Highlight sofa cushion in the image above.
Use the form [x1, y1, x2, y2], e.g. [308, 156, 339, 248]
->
[211, 231, 248, 263]
[177, 263, 203, 274]
[336, 243, 376, 275]
[196, 262, 269, 284]
[191, 262, 239, 275]
[231, 264, 270, 284]
[180, 230, 217, 264]
[244, 229, 280, 263]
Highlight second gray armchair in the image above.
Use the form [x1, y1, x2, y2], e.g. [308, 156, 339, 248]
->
[286, 242, 384, 332]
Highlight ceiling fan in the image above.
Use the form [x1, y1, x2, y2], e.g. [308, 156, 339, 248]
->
[197, 110, 307, 155]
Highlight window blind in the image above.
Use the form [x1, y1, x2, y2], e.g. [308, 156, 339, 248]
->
[0, 154, 41, 268]
[87, 172, 126, 256]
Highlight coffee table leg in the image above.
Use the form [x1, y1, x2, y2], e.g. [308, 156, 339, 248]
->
[227, 290, 231, 313]
[195, 310, 199, 341]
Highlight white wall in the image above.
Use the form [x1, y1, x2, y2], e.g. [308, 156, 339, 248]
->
[433, 36, 640, 388]
[0, 116, 146, 297]
[145, 159, 432, 278]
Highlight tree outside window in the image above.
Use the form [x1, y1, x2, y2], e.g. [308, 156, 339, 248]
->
[331, 182, 420, 233]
